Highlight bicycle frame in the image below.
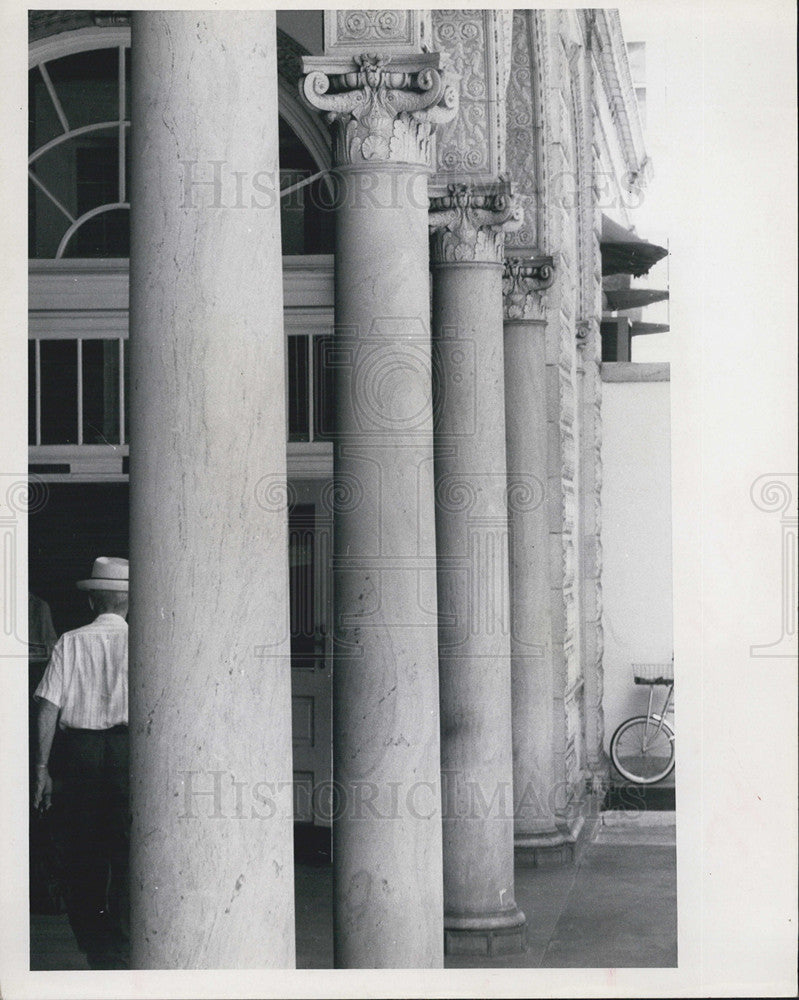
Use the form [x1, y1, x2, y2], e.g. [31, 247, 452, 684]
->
[642, 682, 674, 750]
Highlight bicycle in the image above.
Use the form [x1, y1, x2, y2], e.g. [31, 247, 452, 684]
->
[609, 661, 675, 785]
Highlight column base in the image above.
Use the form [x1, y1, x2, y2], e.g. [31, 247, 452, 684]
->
[514, 814, 588, 868]
[585, 753, 612, 791]
[444, 906, 526, 957]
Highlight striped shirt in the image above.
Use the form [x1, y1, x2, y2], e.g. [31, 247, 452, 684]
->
[34, 613, 128, 730]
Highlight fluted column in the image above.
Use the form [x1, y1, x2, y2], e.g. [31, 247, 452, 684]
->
[301, 49, 457, 968]
[128, 13, 295, 967]
[429, 185, 526, 956]
[502, 258, 570, 861]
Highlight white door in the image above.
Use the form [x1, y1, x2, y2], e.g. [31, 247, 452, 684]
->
[288, 480, 332, 825]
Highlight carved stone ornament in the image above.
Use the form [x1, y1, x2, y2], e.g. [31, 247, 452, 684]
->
[502, 256, 555, 320]
[429, 183, 523, 265]
[300, 52, 459, 168]
[504, 10, 542, 255]
[327, 10, 421, 53]
[431, 10, 507, 187]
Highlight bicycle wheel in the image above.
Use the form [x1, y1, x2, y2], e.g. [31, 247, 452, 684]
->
[610, 715, 675, 784]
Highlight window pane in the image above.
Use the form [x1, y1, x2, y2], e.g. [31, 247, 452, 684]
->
[29, 144, 75, 258]
[289, 506, 315, 667]
[287, 336, 309, 442]
[124, 48, 131, 121]
[304, 175, 335, 254]
[278, 117, 334, 255]
[40, 340, 77, 444]
[29, 68, 63, 153]
[28, 341, 36, 444]
[280, 170, 307, 255]
[123, 341, 129, 445]
[45, 49, 119, 132]
[66, 208, 130, 258]
[313, 335, 335, 441]
[82, 339, 120, 444]
[76, 132, 119, 213]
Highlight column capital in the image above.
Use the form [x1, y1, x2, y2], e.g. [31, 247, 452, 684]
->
[300, 52, 458, 168]
[429, 183, 523, 265]
[502, 256, 555, 321]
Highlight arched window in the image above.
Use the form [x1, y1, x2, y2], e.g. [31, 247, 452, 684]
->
[29, 33, 131, 258]
[29, 28, 334, 259]
[29, 25, 335, 465]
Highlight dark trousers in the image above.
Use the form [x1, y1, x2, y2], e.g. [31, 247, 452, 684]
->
[60, 726, 129, 966]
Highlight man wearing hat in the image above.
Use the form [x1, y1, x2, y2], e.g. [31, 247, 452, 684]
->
[33, 556, 130, 969]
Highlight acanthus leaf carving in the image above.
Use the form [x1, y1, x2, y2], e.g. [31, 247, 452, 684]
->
[300, 53, 459, 168]
[429, 183, 522, 264]
[502, 255, 555, 321]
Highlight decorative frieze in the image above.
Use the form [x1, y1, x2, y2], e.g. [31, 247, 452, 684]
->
[505, 11, 541, 255]
[300, 52, 458, 168]
[430, 9, 509, 187]
[429, 183, 522, 265]
[502, 256, 555, 321]
[325, 9, 430, 56]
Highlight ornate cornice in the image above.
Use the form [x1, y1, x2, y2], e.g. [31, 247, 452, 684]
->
[429, 183, 522, 265]
[588, 9, 650, 187]
[299, 52, 458, 168]
[502, 256, 555, 321]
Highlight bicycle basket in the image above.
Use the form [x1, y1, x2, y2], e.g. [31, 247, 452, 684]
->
[632, 661, 674, 685]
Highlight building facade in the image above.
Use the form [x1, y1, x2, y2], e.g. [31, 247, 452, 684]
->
[27, 8, 668, 969]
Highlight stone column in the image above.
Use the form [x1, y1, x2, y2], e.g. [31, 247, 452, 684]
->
[301, 50, 457, 968]
[430, 185, 526, 957]
[502, 258, 570, 861]
[128, 12, 295, 968]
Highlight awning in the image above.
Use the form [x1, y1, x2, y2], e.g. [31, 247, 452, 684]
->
[601, 215, 668, 278]
[630, 321, 670, 336]
[604, 288, 669, 312]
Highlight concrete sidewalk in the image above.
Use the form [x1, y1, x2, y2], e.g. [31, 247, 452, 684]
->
[449, 812, 677, 969]
[30, 811, 676, 970]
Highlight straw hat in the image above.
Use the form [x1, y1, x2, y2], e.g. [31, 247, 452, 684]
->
[76, 556, 129, 592]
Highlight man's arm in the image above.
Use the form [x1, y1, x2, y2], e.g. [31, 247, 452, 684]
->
[33, 698, 59, 811]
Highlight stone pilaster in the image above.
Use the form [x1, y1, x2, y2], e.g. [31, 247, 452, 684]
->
[504, 10, 545, 258]
[429, 184, 526, 957]
[128, 12, 295, 968]
[539, 10, 589, 839]
[431, 9, 514, 188]
[300, 42, 457, 969]
[576, 13, 610, 787]
[578, 320, 610, 785]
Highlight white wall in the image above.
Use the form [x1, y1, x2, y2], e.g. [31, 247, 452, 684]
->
[601, 365, 673, 772]
[618, 7, 672, 363]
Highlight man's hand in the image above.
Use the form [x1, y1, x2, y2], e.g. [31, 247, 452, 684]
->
[34, 698, 59, 812]
[33, 766, 52, 811]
